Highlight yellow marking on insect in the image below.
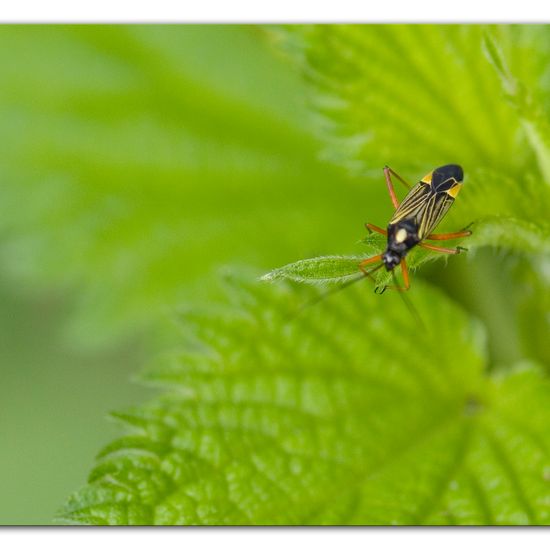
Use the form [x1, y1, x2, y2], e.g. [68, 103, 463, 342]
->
[447, 183, 462, 198]
[395, 228, 408, 243]
[421, 171, 433, 184]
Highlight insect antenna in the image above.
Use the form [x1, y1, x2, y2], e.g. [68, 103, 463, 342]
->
[391, 271, 427, 331]
[289, 262, 385, 320]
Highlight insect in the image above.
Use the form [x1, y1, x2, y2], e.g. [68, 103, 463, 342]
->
[360, 164, 472, 292]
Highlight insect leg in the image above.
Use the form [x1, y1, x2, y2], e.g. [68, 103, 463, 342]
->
[419, 242, 466, 254]
[359, 254, 383, 274]
[365, 222, 387, 236]
[426, 229, 472, 241]
[377, 259, 411, 292]
[384, 166, 412, 190]
[383, 166, 402, 209]
[401, 259, 410, 290]
[358, 258, 385, 289]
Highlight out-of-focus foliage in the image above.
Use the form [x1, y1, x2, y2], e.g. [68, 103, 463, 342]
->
[0, 25, 366, 346]
[60, 25, 550, 526]
[0, 275, 148, 524]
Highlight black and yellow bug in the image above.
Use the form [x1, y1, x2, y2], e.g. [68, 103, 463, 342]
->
[360, 164, 472, 291]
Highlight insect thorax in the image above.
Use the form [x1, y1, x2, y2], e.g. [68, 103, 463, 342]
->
[383, 219, 421, 270]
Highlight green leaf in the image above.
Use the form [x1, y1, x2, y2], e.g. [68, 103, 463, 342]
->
[282, 25, 520, 173]
[262, 255, 366, 284]
[58, 276, 550, 525]
[482, 27, 550, 185]
[261, 233, 385, 285]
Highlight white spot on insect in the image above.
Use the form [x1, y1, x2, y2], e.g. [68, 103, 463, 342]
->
[395, 228, 408, 243]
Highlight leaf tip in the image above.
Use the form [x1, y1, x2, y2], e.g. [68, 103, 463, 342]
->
[259, 271, 277, 282]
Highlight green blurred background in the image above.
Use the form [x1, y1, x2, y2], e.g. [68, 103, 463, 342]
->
[0, 277, 148, 523]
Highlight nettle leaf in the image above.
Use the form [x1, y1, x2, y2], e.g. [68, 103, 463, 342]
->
[261, 255, 366, 285]
[262, 233, 385, 285]
[482, 27, 550, 184]
[283, 25, 520, 173]
[279, 25, 550, 267]
[58, 277, 550, 525]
